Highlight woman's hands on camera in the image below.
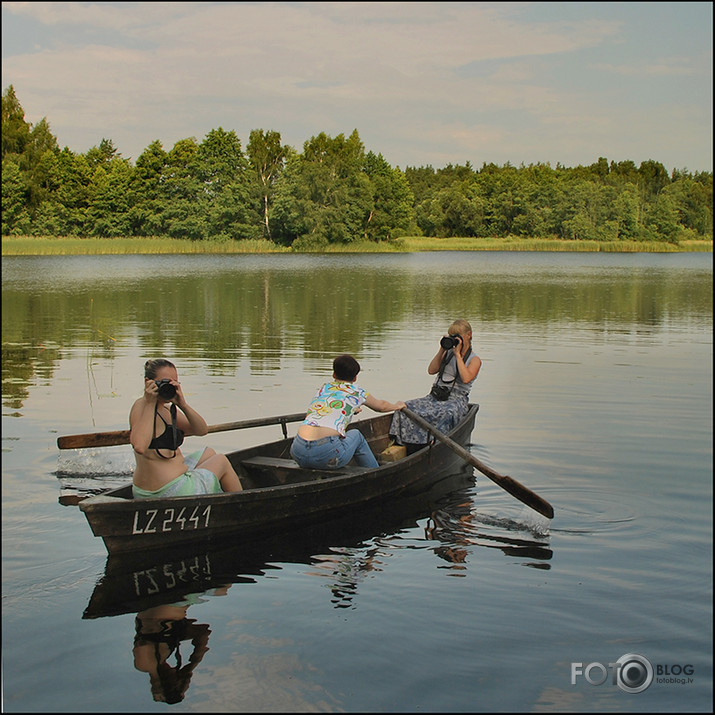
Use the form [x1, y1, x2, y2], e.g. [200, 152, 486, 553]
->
[168, 380, 186, 408]
[440, 334, 462, 351]
[144, 377, 185, 406]
[143, 379, 160, 404]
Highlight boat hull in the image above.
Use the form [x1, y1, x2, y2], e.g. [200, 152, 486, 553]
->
[79, 404, 479, 554]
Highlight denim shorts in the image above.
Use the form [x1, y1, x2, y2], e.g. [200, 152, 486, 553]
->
[290, 430, 379, 469]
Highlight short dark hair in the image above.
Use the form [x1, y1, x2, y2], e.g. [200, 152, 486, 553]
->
[144, 358, 175, 379]
[333, 354, 360, 382]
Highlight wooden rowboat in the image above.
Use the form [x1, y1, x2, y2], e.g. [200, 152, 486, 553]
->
[78, 404, 480, 555]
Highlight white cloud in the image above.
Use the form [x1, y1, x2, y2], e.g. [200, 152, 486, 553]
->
[2, 2, 711, 171]
[592, 57, 702, 77]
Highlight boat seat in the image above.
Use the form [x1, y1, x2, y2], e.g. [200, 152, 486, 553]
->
[240, 455, 366, 475]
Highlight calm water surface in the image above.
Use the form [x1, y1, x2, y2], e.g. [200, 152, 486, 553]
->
[2, 252, 712, 712]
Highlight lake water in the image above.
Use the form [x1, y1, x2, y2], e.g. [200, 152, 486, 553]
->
[1, 251, 712, 712]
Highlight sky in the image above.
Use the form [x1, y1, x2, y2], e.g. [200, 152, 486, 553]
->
[2, 1, 712, 173]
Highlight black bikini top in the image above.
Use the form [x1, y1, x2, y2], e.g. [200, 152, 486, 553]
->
[149, 404, 184, 454]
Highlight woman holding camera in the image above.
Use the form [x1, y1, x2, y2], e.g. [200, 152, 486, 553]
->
[389, 319, 482, 453]
[130, 358, 243, 498]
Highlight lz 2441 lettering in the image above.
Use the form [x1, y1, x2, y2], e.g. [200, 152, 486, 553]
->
[132, 505, 211, 534]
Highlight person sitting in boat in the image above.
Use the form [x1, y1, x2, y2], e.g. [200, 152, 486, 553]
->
[389, 319, 482, 454]
[130, 358, 243, 498]
[290, 354, 406, 469]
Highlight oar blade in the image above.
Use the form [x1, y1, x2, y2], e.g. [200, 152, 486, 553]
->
[401, 406, 554, 519]
[491, 474, 554, 519]
[57, 431, 131, 450]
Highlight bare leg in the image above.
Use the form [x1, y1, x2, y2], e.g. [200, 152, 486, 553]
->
[196, 447, 217, 466]
[202, 453, 242, 492]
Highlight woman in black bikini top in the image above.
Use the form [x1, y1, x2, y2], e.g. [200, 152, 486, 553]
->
[148, 404, 185, 456]
[129, 358, 243, 495]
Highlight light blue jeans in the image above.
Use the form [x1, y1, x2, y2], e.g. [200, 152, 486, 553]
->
[290, 431, 379, 469]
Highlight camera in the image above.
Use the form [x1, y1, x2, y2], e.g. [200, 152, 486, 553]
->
[155, 379, 177, 400]
[440, 334, 462, 350]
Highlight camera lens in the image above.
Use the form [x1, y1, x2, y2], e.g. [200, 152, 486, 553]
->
[156, 380, 176, 399]
[440, 336, 458, 350]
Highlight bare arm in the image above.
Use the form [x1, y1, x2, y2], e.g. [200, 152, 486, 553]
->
[129, 384, 160, 455]
[428, 347, 448, 375]
[429, 336, 482, 383]
[172, 381, 208, 436]
[454, 351, 482, 383]
[364, 394, 406, 413]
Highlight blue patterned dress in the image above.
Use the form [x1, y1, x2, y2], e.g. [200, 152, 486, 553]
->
[390, 351, 478, 445]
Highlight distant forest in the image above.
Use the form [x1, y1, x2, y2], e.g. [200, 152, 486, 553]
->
[2, 85, 712, 247]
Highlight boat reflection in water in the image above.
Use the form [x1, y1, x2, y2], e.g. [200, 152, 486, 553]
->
[303, 479, 553, 608]
[84, 466, 551, 703]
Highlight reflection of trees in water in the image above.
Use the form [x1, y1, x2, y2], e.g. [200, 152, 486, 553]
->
[1, 342, 61, 410]
[3, 258, 711, 408]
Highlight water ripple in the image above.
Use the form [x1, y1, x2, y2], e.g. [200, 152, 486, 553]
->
[545, 487, 638, 535]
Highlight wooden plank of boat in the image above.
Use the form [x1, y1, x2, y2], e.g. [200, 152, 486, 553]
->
[78, 404, 479, 555]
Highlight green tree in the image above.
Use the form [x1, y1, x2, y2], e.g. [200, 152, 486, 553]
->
[420, 184, 485, 237]
[196, 127, 248, 197]
[610, 184, 640, 239]
[197, 128, 256, 240]
[33, 148, 92, 235]
[247, 129, 289, 241]
[1, 85, 30, 160]
[644, 193, 680, 243]
[271, 130, 372, 248]
[128, 139, 167, 235]
[87, 157, 134, 236]
[160, 137, 207, 239]
[2, 160, 31, 234]
[363, 151, 415, 241]
[663, 174, 713, 236]
[404, 165, 439, 206]
[20, 118, 60, 215]
[638, 160, 670, 200]
[85, 138, 120, 171]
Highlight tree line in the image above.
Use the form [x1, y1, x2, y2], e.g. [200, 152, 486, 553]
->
[2, 85, 712, 246]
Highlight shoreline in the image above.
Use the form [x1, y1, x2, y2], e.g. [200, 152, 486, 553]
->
[2, 235, 712, 255]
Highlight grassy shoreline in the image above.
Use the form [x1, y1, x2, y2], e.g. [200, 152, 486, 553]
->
[2, 235, 712, 255]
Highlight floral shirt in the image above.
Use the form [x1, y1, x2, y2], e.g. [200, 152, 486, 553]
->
[303, 381, 370, 436]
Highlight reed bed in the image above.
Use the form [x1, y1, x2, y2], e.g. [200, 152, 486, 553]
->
[2, 235, 711, 255]
[400, 236, 712, 252]
[0, 236, 290, 255]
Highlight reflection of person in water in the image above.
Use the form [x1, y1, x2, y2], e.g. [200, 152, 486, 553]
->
[425, 498, 553, 568]
[426, 498, 474, 569]
[133, 588, 229, 704]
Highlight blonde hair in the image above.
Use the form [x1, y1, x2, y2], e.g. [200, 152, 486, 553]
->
[448, 319, 472, 337]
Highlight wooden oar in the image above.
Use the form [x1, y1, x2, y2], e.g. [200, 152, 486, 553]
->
[57, 412, 306, 450]
[402, 407, 554, 519]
